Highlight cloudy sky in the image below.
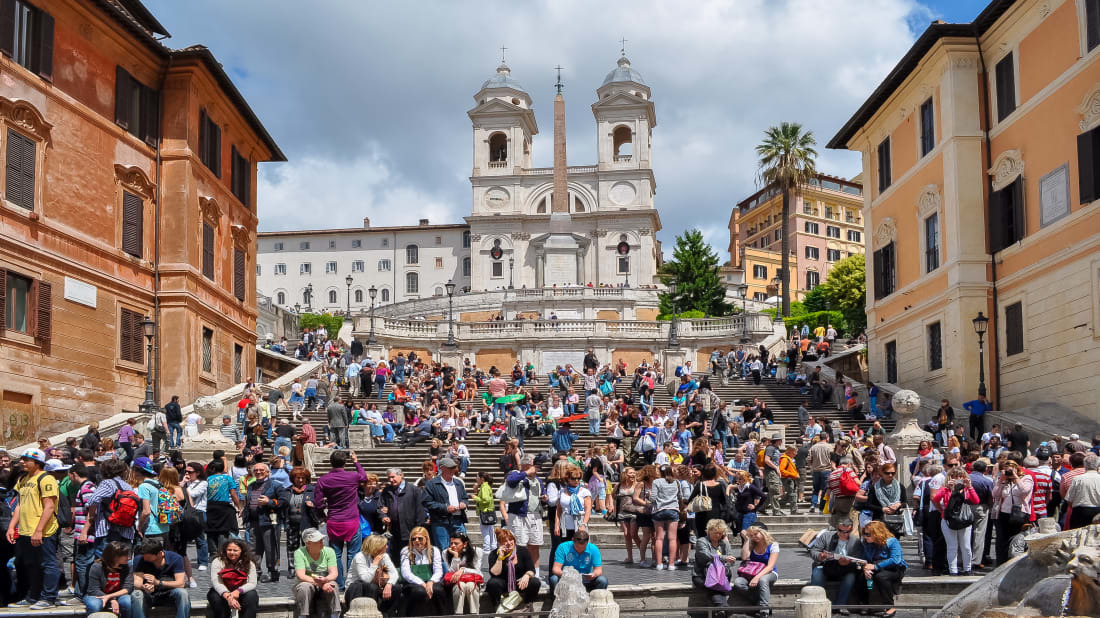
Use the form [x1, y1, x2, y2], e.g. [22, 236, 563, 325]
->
[147, 0, 987, 261]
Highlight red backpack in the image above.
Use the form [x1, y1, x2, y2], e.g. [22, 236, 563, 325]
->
[105, 480, 140, 528]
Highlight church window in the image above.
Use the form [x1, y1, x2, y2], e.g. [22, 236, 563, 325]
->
[327, 290, 337, 304]
[354, 289, 363, 303]
[488, 132, 507, 164]
[618, 256, 630, 274]
[491, 261, 504, 278]
[613, 126, 633, 161]
[380, 288, 390, 302]
[405, 272, 419, 295]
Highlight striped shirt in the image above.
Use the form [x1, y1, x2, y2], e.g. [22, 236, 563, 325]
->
[219, 423, 241, 442]
[1024, 469, 1052, 519]
[73, 479, 96, 538]
[86, 478, 136, 540]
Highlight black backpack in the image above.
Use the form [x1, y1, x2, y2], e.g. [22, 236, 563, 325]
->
[944, 488, 975, 530]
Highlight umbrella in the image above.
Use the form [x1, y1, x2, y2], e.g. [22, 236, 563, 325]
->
[495, 394, 526, 404]
[558, 413, 587, 423]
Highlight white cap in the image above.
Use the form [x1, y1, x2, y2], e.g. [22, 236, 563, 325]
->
[44, 459, 71, 472]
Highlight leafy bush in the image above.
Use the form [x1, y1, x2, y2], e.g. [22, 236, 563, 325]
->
[657, 309, 707, 321]
[299, 313, 344, 338]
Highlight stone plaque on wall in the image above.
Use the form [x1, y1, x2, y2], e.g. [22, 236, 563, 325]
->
[546, 253, 575, 286]
[1039, 163, 1070, 228]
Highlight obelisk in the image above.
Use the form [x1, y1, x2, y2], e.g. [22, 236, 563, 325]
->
[551, 67, 568, 214]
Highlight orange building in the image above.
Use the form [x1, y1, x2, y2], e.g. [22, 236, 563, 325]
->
[829, 0, 1100, 420]
[0, 0, 284, 440]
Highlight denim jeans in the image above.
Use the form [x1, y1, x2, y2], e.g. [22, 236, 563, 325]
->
[588, 417, 601, 435]
[167, 422, 183, 448]
[131, 588, 190, 618]
[15, 532, 59, 602]
[549, 574, 607, 597]
[85, 593, 132, 617]
[811, 470, 831, 507]
[329, 530, 362, 589]
[430, 521, 467, 553]
[274, 437, 293, 453]
[810, 565, 856, 605]
[73, 540, 96, 596]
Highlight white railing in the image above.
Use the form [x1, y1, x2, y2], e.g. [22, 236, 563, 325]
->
[614, 155, 632, 162]
[488, 161, 507, 168]
[520, 165, 598, 176]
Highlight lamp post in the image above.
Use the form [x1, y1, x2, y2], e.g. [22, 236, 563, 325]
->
[737, 282, 749, 343]
[294, 303, 300, 314]
[973, 311, 989, 398]
[344, 275, 353, 322]
[508, 257, 515, 289]
[667, 280, 680, 348]
[139, 316, 156, 416]
[771, 276, 781, 321]
[443, 280, 457, 350]
[305, 283, 313, 312]
[367, 286, 377, 344]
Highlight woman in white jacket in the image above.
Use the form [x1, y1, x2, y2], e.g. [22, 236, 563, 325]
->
[345, 534, 398, 614]
[401, 526, 447, 616]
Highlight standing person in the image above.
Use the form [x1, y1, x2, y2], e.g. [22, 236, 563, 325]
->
[203, 460, 241, 555]
[69, 463, 98, 602]
[968, 460, 995, 571]
[244, 463, 284, 583]
[963, 394, 991, 442]
[118, 419, 137, 464]
[206, 539, 259, 618]
[148, 407, 170, 456]
[80, 459, 138, 556]
[380, 468, 427, 566]
[761, 437, 784, 516]
[1064, 454, 1100, 529]
[779, 445, 801, 515]
[326, 396, 350, 450]
[498, 461, 546, 579]
[992, 461, 1033, 566]
[473, 472, 498, 563]
[649, 465, 683, 571]
[6, 449, 62, 609]
[553, 466, 592, 543]
[284, 468, 320, 578]
[422, 457, 469, 551]
[313, 450, 366, 589]
[934, 467, 979, 575]
[292, 528, 341, 618]
[130, 538, 190, 618]
[180, 463, 209, 574]
[808, 435, 833, 513]
[586, 389, 603, 436]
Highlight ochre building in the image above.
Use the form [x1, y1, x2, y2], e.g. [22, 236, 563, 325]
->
[0, 0, 284, 441]
[829, 0, 1100, 420]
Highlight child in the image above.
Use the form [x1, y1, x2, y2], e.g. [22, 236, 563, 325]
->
[585, 460, 607, 516]
[487, 421, 506, 446]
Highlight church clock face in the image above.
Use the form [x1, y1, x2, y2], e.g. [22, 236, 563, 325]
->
[490, 246, 504, 260]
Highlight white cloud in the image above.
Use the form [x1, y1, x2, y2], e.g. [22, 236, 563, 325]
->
[147, 0, 929, 252]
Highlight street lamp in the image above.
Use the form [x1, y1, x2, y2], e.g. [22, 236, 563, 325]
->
[344, 274, 353, 322]
[139, 316, 156, 416]
[367, 286, 378, 344]
[294, 303, 300, 314]
[737, 282, 750, 343]
[771, 276, 781, 321]
[305, 283, 313, 311]
[973, 311, 989, 398]
[667, 280, 680, 348]
[508, 256, 515, 289]
[443, 280, 457, 350]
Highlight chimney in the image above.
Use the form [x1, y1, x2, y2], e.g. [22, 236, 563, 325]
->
[362, 217, 370, 228]
[419, 218, 430, 226]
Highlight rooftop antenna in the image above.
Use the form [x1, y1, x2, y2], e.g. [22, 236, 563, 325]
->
[619, 37, 628, 56]
[554, 65, 564, 94]
[500, 44, 507, 63]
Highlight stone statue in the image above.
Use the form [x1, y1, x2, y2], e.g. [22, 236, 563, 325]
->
[935, 522, 1100, 618]
[182, 395, 235, 449]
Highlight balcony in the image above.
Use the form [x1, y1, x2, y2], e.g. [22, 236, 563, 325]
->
[488, 161, 508, 169]
[613, 154, 632, 163]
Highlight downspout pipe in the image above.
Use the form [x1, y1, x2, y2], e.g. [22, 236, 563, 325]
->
[975, 31, 1001, 410]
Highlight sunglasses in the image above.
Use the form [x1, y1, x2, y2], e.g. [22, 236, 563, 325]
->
[882, 471, 895, 475]
[411, 536, 427, 541]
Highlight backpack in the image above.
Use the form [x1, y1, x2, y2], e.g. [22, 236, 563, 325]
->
[106, 480, 141, 528]
[54, 477, 75, 529]
[944, 489, 975, 530]
[155, 484, 182, 526]
[675, 366, 684, 377]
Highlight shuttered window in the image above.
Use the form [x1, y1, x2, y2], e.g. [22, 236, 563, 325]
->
[1088, 0, 1100, 52]
[113, 67, 159, 146]
[989, 177, 1025, 253]
[873, 242, 896, 299]
[1077, 126, 1100, 205]
[995, 53, 1016, 122]
[920, 98, 935, 157]
[925, 213, 940, 272]
[5, 128, 35, 210]
[885, 341, 898, 384]
[202, 222, 215, 280]
[1005, 302, 1024, 356]
[927, 322, 942, 371]
[121, 191, 143, 258]
[231, 146, 250, 207]
[877, 137, 892, 193]
[201, 327, 213, 373]
[233, 247, 245, 301]
[0, 269, 50, 342]
[0, 0, 54, 80]
[119, 307, 143, 364]
[198, 108, 221, 177]
[233, 343, 242, 383]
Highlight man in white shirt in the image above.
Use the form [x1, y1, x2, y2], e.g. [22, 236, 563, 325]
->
[345, 361, 362, 397]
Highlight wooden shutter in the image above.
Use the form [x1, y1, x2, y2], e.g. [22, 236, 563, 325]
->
[35, 9, 52, 80]
[233, 247, 245, 300]
[230, 146, 239, 196]
[121, 191, 143, 258]
[0, 268, 6, 336]
[1079, 130, 1097, 205]
[202, 222, 215, 280]
[199, 108, 208, 164]
[114, 66, 132, 129]
[211, 119, 221, 177]
[5, 129, 35, 210]
[0, 0, 15, 58]
[1088, 0, 1100, 51]
[989, 186, 1006, 253]
[141, 85, 159, 146]
[1005, 302, 1024, 356]
[1010, 177, 1025, 244]
[119, 307, 132, 362]
[995, 54, 1015, 121]
[872, 248, 883, 300]
[34, 279, 50, 342]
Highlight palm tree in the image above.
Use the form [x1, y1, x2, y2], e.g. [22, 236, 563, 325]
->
[755, 122, 818, 318]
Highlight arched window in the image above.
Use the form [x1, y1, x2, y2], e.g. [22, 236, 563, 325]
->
[354, 289, 363, 303]
[488, 132, 507, 163]
[328, 290, 337, 304]
[574, 195, 585, 212]
[433, 286, 444, 297]
[381, 288, 390, 302]
[613, 125, 633, 161]
[406, 272, 419, 294]
[536, 196, 548, 214]
[276, 291, 285, 305]
[462, 256, 471, 277]
[406, 244, 418, 264]
[462, 231, 471, 248]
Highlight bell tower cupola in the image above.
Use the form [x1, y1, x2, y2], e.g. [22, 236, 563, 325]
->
[592, 54, 656, 171]
[468, 61, 538, 176]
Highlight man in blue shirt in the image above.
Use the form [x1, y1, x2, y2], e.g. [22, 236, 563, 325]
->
[549, 530, 607, 597]
[552, 424, 579, 456]
[963, 394, 991, 441]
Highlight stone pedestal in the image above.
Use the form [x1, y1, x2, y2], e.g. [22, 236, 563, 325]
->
[589, 589, 619, 617]
[440, 348, 464, 369]
[795, 585, 831, 618]
[345, 597, 383, 618]
[348, 426, 373, 450]
[193, 395, 229, 424]
[365, 343, 387, 363]
[662, 348, 687, 374]
[890, 418, 933, 489]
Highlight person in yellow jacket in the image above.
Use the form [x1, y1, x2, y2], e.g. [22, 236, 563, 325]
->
[474, 471, 497, 567]
[779, 445, 802, 515]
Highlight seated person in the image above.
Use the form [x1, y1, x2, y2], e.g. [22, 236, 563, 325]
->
[693, 519, 737, 610]
[549, 529, 608, 596]
[487, 528, 541, 609]
[346, 534, 398, 615]
[808, 521, 863, 609]
[847, 392, 864, 420]
[130, 538, 191, 618]
[292, 528, 341, 618]
[854, 521, 907, 617]
[442, 534, 484, 614]
[400, 526, 447, 615]
[732, 526, 780, 614]
[83, 541, 133, 617]
[207, 539, 259, 618]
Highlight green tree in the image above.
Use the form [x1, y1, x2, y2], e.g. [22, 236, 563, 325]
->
[755, 122, 818, 318]
[658, 229, 732, 317]
[815, 254, 866, 334]
[299, 312, 344, 338]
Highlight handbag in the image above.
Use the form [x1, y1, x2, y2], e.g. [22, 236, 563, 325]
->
[497, 590, 523, 612]
[1009, 504, 1029, 527]
[902, 506, 915, 537]
[479, 510, 498, 526]
[704, 556, 731, 592]
[689, 495, 713, 514]
[604, 510, 620, 523]
[736, 560, 766, 579]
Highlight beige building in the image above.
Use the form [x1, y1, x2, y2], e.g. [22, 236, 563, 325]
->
[828, 0, 1100, 420]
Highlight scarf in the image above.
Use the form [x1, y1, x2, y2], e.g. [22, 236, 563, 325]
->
[873, 478, 902, 516]
[499, 549, 517, 592]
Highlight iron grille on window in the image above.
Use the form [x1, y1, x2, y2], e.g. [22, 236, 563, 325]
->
[201, 327, 213, 373]
[927, 322, 942, 371]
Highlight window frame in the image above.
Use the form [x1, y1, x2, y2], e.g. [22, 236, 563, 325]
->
[491, 260, 504, 279]
[805, 246, 819, 260]
[380, 288, 390, 303]
[826, 225, 841, 239]
[877, 137, 892, 193]
[274, 263, 286, 276]
[753, 264, 767, 280]
[827, 248, 841, 262]
[804, 221, 819, 235]
[927, 321, 943, 373]
[994, 52, 1017, 123]
[873, 242, 897, 300]
[201, 221, 215, 281]
[300, 262, 311, 275]
[118, 305, 145, 367]
[847, 230, 861, 243]
[989, 176, 1025, 253]
[2, 1, 54, 80]
[406, 244, 419, 265]
[377, 259, 391, 272]
[884, 340, 898, 384]
[4, 127, 38, 212]
[405, 271, 419, 295]
[198, 107, 221, 177]
[325, 261, 337, 274]
[919, 97, 935, 157]
[1004, 300, 1025, 357]
[924, 213, 940, 273]
[617, 256, 630, 274]
[200, 326, 214, 376]
[805, 269, 820, 290]
[351, 260, 365, 273]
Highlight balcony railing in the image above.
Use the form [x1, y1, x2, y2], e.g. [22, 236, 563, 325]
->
[613, 154, 632, 162]
[487, 161, 508, 168]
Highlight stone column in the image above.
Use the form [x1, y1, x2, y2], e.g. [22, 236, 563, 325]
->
[890, 415, 933, 489]
[795, 585, 832, 618]
[588, 589, 620, 618]
[440, 349, 464, 369]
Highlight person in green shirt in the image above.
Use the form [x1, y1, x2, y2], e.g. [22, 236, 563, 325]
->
[474, 472, 498, 563]
[293, 528, 340, 618]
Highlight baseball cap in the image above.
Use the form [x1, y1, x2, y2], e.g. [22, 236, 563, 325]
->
[132, 457, 155, 475]
[44, 459, 71, 472]
[20, 448, 46, 464]
[438, 457, 458, 468]
[1035, 446, 1052, 460]
[1070, 433, 1081, 441]
[301, 528, 325, 543]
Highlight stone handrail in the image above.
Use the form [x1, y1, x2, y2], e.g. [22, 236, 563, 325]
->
[364, 287, 662, 320]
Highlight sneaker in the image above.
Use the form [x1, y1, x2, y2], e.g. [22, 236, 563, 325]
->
[29, 601, 54, 610]
[58, 588, 75, 598]
[8, 600, 32, 608]
[61, 598, 85, 606]
[667, 564, 677, 571]
[808, 506, 817, 514]
[638, 559, 653, 568]
[189, 579, 197, 588]
[198, 565, 208, 571]
[655, 563, 665, 570]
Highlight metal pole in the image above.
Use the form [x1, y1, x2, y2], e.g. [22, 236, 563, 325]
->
[368, 299, 377, 344]
[142, 337, 155, 413]
[741, 297, 748, 343]
[444, 292, 456, 349]
[977, 333, 987, 397]
[345, 281, 352, 322]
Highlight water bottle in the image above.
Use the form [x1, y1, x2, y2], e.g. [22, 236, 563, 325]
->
[866, 576, 874, 591]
